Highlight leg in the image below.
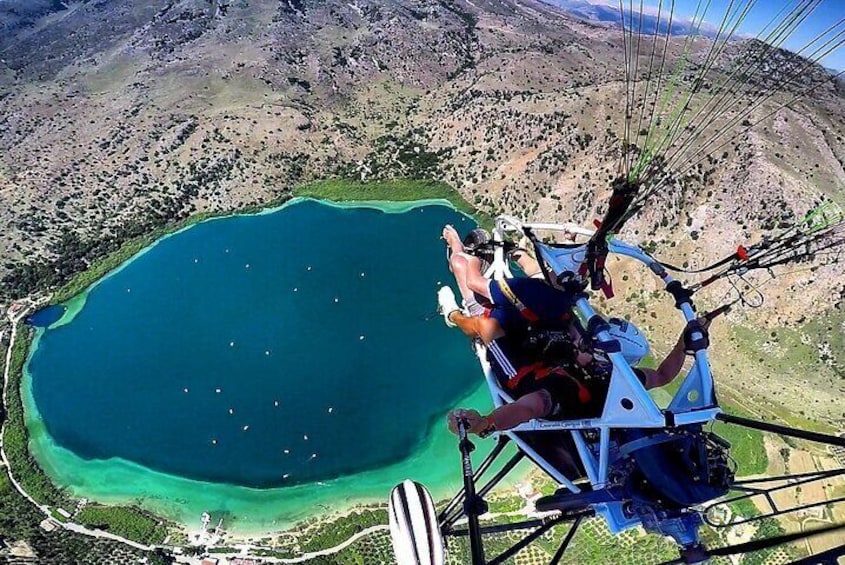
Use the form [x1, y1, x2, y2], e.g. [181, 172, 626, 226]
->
[449, 253, 492, 303]
[442, 224, 465, 260]
[515, 236, 543, 278]
[515, 252, 542, 278]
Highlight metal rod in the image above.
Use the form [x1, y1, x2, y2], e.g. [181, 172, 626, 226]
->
[439, 435, 509, 523]
[715, 496, 845, 527]
[457, 419, 486, 565]
[551, 516, 584, 565]
[449, 518, 548, 536]
[787, 543, 845, 565]
[442, 451, 526, 531]
[732, 468, 845, 486]
[715, 413, 845, 447]
[487, 514, 570, 565]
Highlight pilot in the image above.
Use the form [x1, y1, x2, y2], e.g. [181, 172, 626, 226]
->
[446, 316, 712, 437]
[438, 223, 712, 436]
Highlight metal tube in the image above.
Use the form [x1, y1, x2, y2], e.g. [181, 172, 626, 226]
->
[715, 413, 845, 447]
[487, 515, 570, 565]
[550, 516, 584, 565]
[449, 518, 549, 536]
[457, 420, 486, 565]
[438, 436, 509, 523]
[571, 431, 599, 485]
[597, 427, 611, 486]
[442, 451, 525, 530]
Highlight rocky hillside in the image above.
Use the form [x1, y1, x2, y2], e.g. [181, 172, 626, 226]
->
[1, 0, 843, 419]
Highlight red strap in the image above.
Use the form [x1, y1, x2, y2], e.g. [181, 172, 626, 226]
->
[507, 362, 546, 390]
[573, 376, 592, 404]
[593, 219, 603, 229]
[520, 308, 539, 322]
[736, 245, 748, 261]
[507, 364, 592, 405]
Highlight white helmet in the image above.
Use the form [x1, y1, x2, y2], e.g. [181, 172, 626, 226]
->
[607, 317, 650, 366]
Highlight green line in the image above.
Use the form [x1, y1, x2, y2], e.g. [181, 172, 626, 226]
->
[632, 0, 712, 177]
[802, 201, 843, 233]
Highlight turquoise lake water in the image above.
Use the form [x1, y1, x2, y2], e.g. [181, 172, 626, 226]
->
[23, 199, 510, 530]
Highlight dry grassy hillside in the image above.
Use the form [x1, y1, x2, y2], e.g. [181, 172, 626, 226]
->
[1, 0, 843, 421]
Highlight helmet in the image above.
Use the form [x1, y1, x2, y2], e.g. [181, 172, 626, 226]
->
[607, 317, 650, 366]
[463, 228, 491, 251]
[463, 228, 494, 266]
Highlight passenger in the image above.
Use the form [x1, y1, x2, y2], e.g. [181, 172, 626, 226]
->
[439, 224, 582, 349]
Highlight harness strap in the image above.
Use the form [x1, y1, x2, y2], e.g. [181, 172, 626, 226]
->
[506, 362, 592, 404]
[496, 279, 540, 322]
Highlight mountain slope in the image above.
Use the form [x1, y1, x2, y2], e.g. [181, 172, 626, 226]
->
[1, 0, 843, 418]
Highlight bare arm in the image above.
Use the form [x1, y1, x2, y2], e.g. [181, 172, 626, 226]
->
[448, 391, 552, 436]
[641, 317, 712, 390]
[488, 391, 551, 430]
[641, 335, 686, 389]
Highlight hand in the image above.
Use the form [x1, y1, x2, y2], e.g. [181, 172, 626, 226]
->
[682, 316, 712, 354]
[447, 409, 484, 435]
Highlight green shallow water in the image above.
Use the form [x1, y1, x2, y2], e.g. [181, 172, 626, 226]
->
[24, 365, 497, 533]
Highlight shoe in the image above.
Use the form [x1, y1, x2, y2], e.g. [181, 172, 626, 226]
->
[437, 286, 460, 327]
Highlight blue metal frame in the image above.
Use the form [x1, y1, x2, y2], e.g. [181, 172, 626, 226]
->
[476, 216, 722, 534]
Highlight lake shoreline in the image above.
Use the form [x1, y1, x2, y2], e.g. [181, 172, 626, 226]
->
[21, 190, 507, 538]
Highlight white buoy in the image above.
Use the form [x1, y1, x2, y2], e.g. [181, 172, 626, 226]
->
[228, 408, 234, 415]
[283, 449, 290, 454]
[328, 407, 334, 414]
[293, 287, 298, 292]
[225, 248, 230, 253]
[360, 272, 365, 277]
[243, 425, 249, 431]
[307, 266, 312, 271]
[229, 341, 235, 347]
[303, 434, 309, 441]
[333, 297, 339, 303]
[212, 439, 217, 445]
[274, 400, 279, 407]
[283, 473, 290, 479]
[194, 258, 199, 263]
[183, 388, 189, 393]
[311, 453, 317, 459]
[359, 335, 365, 340]
[126, 288, 131, 293]
[245, 263, 250, 269]
[215, 388, 221, 394]
[265, 350, 271, 356]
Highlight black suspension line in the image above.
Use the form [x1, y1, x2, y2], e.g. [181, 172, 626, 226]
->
[638, 0, 758, 182]
[646, 0, 823, 177]
[618, 0, 634, 179]
[715, 412, 845, 447]
[631, 0, 670, 164]
[655, 28, 845, 186]
[627, 0, 649, 178]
